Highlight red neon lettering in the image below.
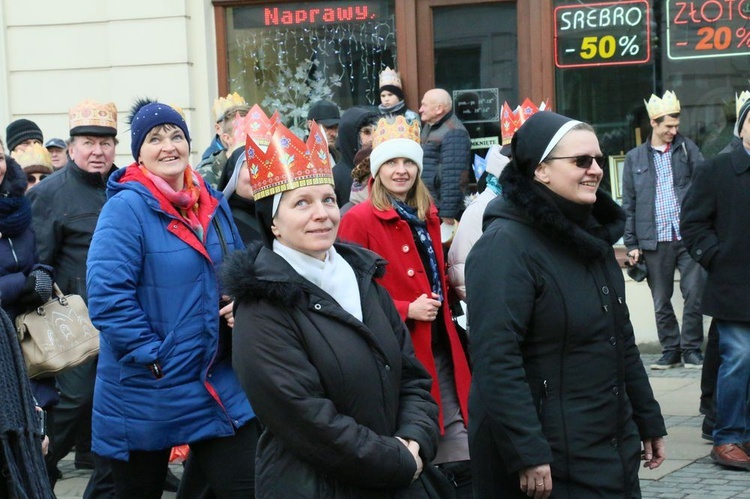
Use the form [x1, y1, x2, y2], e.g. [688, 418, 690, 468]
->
[295, 9, 308, 24]
[323, 8, 335, 22]
[337, 7, 354, 21]
[355, 6, 369, 20]
[701, 0, 724, 22]
[310, 8, 320, 23]
[281, 11, 293, 24]
[265, 7, 279, 26]
[739, 0, 750, 19]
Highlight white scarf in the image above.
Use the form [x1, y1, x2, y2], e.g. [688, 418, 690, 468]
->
[273, 240, 363, 321]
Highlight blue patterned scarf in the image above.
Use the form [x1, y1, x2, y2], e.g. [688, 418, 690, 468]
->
[485, 173, 502, 197]
[391, 199, 443, 301]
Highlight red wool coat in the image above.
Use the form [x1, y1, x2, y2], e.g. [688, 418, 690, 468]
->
[339, 200, 471, 431]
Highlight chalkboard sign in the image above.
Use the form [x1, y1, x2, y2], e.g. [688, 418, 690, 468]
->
[554, 0, 651, 68]
[453, 88, 500, 124]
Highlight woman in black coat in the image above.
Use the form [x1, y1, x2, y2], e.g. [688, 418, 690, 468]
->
[223, 122, 439, 498]
[465, 112, 667, 498]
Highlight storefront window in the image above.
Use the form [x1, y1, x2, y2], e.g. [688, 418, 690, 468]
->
[225, 1, 396, 136]
[554, 0, 750, 168]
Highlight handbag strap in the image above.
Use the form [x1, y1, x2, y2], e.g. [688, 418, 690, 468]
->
[52, 283, 65, 300]
[212, 217, 228, 259]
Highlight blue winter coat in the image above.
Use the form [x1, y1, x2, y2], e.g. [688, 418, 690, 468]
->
[86, 164, 254, 461]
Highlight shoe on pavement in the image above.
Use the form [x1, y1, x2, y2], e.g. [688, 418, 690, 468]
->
[711, 443, 750, 470]
[683, 350, 704, 369]
[650, 351, 682, 370]
[742, 442, 750, 457]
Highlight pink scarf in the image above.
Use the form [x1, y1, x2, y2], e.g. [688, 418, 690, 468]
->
[139, 165, 204, 241]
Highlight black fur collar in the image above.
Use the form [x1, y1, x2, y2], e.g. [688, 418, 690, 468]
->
[221, 241, 386, 307]
[495, 162, 625, 260]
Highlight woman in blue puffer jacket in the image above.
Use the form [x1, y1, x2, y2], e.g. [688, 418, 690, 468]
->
[86, 100, 257, 498]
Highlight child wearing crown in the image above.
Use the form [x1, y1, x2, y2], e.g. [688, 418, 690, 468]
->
[339, 115, 473, 496]
[224, 120, 439, 496]
[378, 67, 420, 126]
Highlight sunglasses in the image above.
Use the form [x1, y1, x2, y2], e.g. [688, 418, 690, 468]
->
[544, 155, 605, 169]
[27, 174, 49, 185]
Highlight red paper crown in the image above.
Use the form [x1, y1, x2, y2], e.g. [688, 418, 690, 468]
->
[245, 121, 333, 201]
[233, 104, 275, 151]
[500, 98, 550, 145]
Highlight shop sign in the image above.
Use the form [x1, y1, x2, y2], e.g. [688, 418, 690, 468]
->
[453, 88, 500, 124]
[667, 0, 750, 60]
[234, 1, 383, 29]
[471, 137, 499, 150]
[554, 0, 651, 68]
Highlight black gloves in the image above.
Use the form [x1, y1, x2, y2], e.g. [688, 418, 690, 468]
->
[18, 268, 54, 308]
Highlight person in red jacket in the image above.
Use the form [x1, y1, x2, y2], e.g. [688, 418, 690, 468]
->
[339, 115, 472, 497]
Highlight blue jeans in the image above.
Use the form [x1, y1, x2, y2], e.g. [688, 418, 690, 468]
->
[713, 320, 750, 445]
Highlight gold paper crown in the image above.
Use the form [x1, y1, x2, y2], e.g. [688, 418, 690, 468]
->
[234, 104, 275, 152]
[500, 99, 550, 145]
[12, 143, 53, 172]
[736, 91, 750, 117]
[644, 91, 681, 120]
[213, 92, 247, 122]
[379, 67, 402, 89]
[169, 103, 187, 120]
[372, 115, 420, 148]
[69, 100, 118, 135]
[245, 121, 333, 201]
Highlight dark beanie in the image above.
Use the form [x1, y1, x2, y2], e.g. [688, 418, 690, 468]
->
[127, 99, 191, 161]
[510, 111, 581, 178]
[379, 84, 404, 102]
[6, 119, 43, 153]
[737, 99, 750, 139]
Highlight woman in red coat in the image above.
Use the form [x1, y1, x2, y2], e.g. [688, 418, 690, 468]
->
[339, 115, 472, 497]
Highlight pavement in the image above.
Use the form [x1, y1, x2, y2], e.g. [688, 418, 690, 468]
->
[52, 354, 750, 498]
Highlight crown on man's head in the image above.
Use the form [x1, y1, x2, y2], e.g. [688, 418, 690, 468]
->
[245, 121, 333, 201]
[645, 90, 681, 120]
[379, 67, 402, 89]
[500, 98, 550, 145]
[234, 104, 275, 152]
[736, 91, 750, 118]
[69, 100, 118, 136]
[213, 92, 247, 123]
[12, 143, 52, 171]
[372, 115, 420, 149]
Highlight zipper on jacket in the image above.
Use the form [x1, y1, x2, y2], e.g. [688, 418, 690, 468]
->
[8, 238, 19, 268]
[537, 379, 548, 417]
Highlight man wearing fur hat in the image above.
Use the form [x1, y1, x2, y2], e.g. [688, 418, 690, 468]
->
[419, 88, 471, 225]
[11, 143, 54, 190]
[27, 99, 119, 492]
[622, 91, 706, 371]
[681, 93, 750, 470]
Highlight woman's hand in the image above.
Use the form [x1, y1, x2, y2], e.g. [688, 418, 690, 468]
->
[642, 437, 666, 469]
[220, 295, 234, 328]
[396, 437, 423, 481]
[519, 464, 552, 499]
[407, 293, 441, 322]
[41, 435, 49, 456]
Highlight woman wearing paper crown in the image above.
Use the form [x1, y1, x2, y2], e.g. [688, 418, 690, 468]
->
[465, 111, 666, 498]
[338, 115, 473, 497]
[86, 99, 258, 498]
[222, 120, 439, 497]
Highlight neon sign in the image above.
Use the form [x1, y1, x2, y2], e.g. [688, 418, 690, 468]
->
[554, 0, 651, 68]
[233, 2, 383, 29]
[667, 0, 750, 60]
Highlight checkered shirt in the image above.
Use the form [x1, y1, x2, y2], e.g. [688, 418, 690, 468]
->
[652, 146, 681, 242]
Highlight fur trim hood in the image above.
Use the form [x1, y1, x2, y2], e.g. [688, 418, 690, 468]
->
[488, 161, 625, 260]
[222, 240, 387, 307]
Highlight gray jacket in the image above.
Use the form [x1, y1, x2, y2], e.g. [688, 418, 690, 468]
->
[621, 134, 704, 251]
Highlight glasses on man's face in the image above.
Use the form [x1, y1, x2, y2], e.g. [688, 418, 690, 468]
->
[544, 155, 605, 169]
[27, 174, 49, 185]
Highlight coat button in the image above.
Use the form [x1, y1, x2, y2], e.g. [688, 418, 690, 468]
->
[601, 286, 609, 295]
[407, 269, 415, 277]
[402, 245, 410, 253]
[609, 336, 617, 346]
[208, 373, 213, 378]
[384, 365, 391, 371]
[696, 249, 703, 255]
[611, 438, 618, 448]
[314, 303, 322, 310]
[612, 386, 619, 396]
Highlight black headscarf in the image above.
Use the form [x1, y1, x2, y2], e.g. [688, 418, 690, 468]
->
[508, 111, 582, 179]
